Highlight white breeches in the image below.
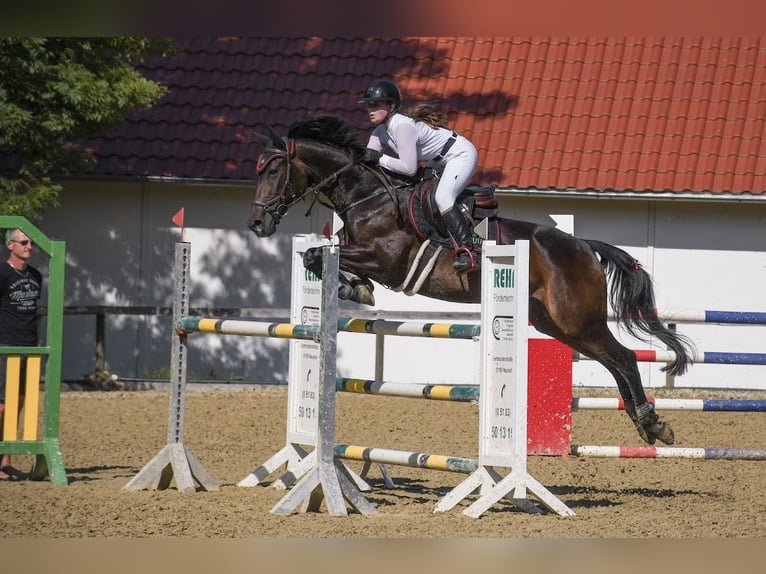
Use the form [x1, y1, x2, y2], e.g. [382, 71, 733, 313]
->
[432, 136, 479, 213]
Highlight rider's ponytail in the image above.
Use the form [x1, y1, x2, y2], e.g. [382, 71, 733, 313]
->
[406, 102, 450, 130]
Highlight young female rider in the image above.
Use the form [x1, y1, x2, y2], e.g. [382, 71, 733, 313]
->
[360, 79, 480, 273]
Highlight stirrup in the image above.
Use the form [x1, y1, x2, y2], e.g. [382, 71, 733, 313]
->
[453, 247, 478, 273]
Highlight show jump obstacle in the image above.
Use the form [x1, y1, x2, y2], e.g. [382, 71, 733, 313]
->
[0, 216, 67, 485]
[233, 236, 572, 517]
[128, 236, 573, 517]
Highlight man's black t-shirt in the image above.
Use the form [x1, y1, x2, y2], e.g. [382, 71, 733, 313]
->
[0, 262, 43, 345]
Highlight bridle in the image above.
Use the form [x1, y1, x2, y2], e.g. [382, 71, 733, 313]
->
[251, 137, 381, 224]
[251, 137, 300, 223]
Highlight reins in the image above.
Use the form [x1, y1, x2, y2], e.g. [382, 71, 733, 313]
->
[334, 163, 401, 220]
[301, 160, 359, 216]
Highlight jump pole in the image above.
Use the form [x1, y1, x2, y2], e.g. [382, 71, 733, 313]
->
[435, 240, 574, 518]
[123, 242, 219, 493]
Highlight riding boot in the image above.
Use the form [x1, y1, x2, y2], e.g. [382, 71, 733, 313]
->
[441, 206, 477, 273]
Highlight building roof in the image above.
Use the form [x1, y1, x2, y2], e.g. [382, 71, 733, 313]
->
[81, 37, 766, 197]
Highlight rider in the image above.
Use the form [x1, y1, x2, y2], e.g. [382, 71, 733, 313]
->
[360, 79, 480, 273]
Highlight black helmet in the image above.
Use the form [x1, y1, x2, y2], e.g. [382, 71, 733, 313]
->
[359, 79, 401, 108]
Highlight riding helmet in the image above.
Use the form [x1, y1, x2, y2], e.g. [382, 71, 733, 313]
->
[359, 79, 402, 109]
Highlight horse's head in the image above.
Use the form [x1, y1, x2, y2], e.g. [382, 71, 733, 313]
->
[248, 128, 311, 237]
[249, 115, 368, 237]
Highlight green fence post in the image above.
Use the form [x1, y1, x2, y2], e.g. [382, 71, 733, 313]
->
[0, 216, 67, 485]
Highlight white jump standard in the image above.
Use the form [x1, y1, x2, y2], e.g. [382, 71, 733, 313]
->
[123, 242, 219, 493]
[434, 241, 574, 518]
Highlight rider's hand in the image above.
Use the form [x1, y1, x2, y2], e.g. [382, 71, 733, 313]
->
[362, 148, 383, 165]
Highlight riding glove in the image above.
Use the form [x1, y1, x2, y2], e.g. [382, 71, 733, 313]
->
[362, 148, 383, 165]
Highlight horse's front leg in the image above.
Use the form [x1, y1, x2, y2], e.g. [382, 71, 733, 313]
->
[303, 247, 376, 305]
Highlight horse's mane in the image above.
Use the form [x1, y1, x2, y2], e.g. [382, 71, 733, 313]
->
[287, 115, 365, 157]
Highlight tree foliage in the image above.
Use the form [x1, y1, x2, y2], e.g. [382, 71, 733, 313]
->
[0, 37, 177, 219]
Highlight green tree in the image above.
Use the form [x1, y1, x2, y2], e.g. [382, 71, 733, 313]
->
[0, 37, 177, 219]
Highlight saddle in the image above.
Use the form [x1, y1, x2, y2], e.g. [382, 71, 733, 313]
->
[406, 170, 500, 247]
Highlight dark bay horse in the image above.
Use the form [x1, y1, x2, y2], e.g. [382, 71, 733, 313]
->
[247, 114, 695, 446]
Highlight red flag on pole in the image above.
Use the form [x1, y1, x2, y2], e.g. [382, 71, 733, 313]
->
[172, 207, 185, 241]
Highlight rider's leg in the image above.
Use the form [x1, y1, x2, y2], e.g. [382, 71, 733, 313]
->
[441, 206, 476, 272]
[434, 142, 479, 273]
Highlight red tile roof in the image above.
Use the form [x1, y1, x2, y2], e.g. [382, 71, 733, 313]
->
[82, 37, 766, 196]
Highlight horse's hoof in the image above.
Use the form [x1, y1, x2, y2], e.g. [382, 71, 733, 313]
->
[645, 420, 675, 445]
[338, 284, 354, 300]
[632, 402, 675, 445]
[631, 419, 655, 445]
[351, 285, 375, 306]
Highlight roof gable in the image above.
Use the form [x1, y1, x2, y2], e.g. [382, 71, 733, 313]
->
[82, 37, 766, 196]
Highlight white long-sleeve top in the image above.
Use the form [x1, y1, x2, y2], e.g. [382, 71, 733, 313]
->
[366, 113, 456, 176]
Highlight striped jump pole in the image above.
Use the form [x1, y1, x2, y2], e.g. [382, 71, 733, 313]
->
[177, 316, 478, 341]
[177, 316, 321, 340]
[571, 445, 766, 460]
[335, 444, 479, 474]
[336, 378, 480, 402]
[655, 310, 766, 325]
[607, 309, 766, 325]
[637, 349, 766, 366]
[575, 348, 766, 366]
[338, 317, 479, 339]
[573, 397, 766, 412]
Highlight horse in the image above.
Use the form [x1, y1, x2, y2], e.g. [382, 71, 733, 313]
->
[247, 114, 696, 446]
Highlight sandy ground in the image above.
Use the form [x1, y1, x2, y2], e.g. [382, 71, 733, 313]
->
[1, 386, 765, 538]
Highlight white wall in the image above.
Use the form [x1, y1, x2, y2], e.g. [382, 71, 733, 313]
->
[39, 180, 766, 390]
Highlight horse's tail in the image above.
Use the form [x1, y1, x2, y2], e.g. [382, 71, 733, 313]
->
[585, 239, 696, 376]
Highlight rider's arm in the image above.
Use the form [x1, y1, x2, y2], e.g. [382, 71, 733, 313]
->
[379, 121, 419, 176]
[365, 132, 383, 152]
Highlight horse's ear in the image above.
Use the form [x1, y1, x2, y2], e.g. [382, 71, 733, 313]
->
[253, 131, 272, 147]
[267, 126, 286, 150]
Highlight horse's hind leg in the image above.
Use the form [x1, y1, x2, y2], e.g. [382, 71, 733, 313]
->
[531, 300, 673, 445]
[572, 328, 675, 445]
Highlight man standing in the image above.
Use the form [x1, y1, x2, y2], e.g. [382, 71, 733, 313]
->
[0, 228, 42, 480]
